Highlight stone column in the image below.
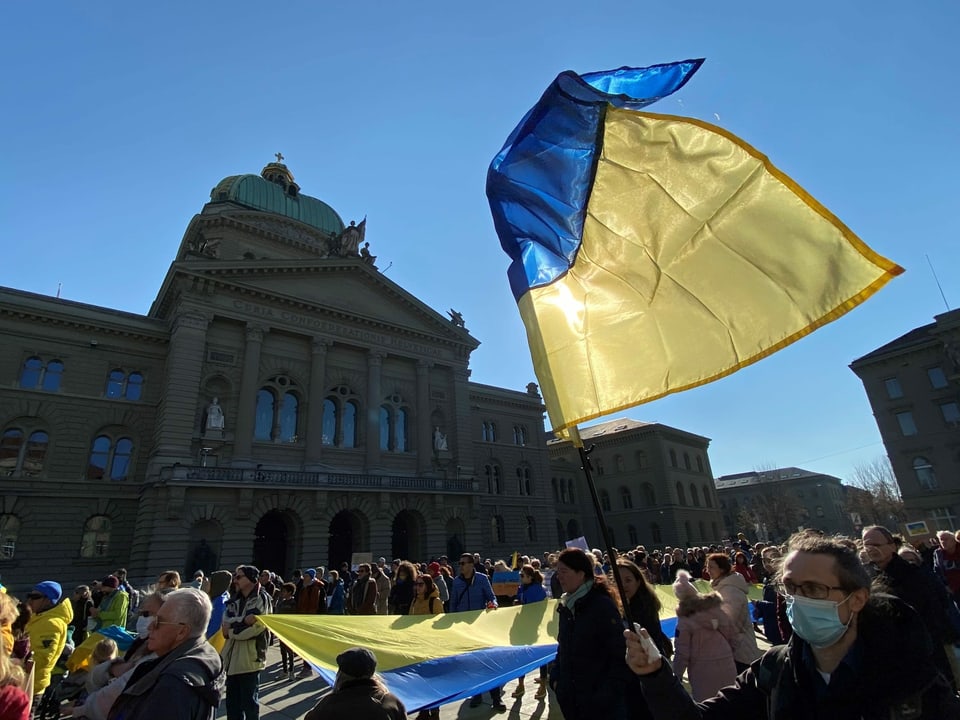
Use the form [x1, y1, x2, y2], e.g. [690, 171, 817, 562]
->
[150, 310, 209, 468]
[416, 360, 433, 474]
[451, 365, 474, 473]
[233, 324, 266, 464]
[365, 350, 384, 471]
[305, 338, 331, 466]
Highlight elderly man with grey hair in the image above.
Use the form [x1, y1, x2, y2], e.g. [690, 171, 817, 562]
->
[107, 588, 224, 720]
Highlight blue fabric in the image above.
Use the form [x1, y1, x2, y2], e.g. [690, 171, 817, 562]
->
[487, 60, 704, 302]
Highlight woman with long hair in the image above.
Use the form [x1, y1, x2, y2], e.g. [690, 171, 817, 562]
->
[706, 552, 762, 672]
[388, 561, 418, 615]
[615, 559, 672, 659]
[549, 548, 630, 720]
[409, 574, 443, 616]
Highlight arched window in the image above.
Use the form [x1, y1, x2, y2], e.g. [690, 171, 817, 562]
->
[482, 421, 498, 442]
[556, 519, 565, 545]
[683, 452, 691, 470]
[703, 485, 713, 507]
[595, 458, 605, 476]
[684, 520, 692, 543]
[567, 479, 576, 504]
[513, 425, 527, 446]
[0, 515, 20, 559]
[517, 465, 532, 496]
[621, 486, 633, 509]
[641, 483, 656, 506]
[1, 426, 48, 477]
[690, 483, 700, 507]
[105, 369, 144, 400]
[696, 455, 704, 473]
[491, 515, 506, 544]
[526, 516, 537, 542]
[669, 449, 677, 468]
[676, 482, 687, 506]
[600, 489, 611, 512]
[914, 457, 937, 489]
[255, 375, 300, 443]
[484, 464, 503, 494]
[19, 357, 64, 391]
[567, 519, 580, 538]
[628, 524, 639, 546]
[698, 520, 706, 540]
[80, 515, 111, 558]
[650, 523, 662, 544]
[87, 434, 134, 481]
[322, 385, 359, 447]
[379, 394, 411, 452]
[635, 451, 647, 468]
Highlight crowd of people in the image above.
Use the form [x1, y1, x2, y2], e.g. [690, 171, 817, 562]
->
[3, 524, 960, 719]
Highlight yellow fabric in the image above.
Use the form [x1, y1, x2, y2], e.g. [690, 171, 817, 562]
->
[521, 108, 903, 434]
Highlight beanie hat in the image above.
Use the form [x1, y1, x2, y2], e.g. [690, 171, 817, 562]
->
[304, 568, 317, 578]
[428, 562, 441, 575]
[101, 575, 120, 589]
[33, 581, 62, 603]
[337, 647, 377, 678]
[673, 570, 699, 600]
[208, 570, 233, 599]
[237, 565, 260, 583]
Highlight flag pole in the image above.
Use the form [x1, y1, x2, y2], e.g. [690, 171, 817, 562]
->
[569, 426, 636, 628]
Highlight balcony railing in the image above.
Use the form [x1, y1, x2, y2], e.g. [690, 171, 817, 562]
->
[160, 465, 477, 493]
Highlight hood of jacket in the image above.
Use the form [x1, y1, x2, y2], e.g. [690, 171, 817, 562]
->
[29, 597, 74, 630]
[676, 591, 723, 618]
[713, 571, 748, 594]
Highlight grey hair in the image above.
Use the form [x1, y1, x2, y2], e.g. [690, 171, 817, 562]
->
[164, 587, 212, 637]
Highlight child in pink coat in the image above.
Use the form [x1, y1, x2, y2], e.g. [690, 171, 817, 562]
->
[671, 569, 739, 701]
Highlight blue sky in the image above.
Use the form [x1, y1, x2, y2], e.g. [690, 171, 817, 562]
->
[2, 2, 957, 483]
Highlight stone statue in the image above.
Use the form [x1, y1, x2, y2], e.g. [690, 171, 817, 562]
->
[360, 242, 377, 266]
[338, 219, 366, 256]
[205, 397, 225, 431]
[447, 309, 465, 328]
[945, 340, 960, 373]
[433, 426, 448, 452]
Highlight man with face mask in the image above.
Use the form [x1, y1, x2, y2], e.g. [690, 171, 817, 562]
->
[623, 530, 960, 719]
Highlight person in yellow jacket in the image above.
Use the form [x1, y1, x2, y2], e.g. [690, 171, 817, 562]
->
[25, 580, 73, 697]
[90, 575, 129, 631]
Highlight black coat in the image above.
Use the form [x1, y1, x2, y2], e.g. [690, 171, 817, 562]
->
[550, 585, 631, 720]
[304, 678, 407, 720]
[637, 594, 960, 720]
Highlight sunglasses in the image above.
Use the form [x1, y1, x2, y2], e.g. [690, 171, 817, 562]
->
[26, 593, 44, 600]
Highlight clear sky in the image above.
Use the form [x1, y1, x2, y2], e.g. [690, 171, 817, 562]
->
[2, 2, 957, 484]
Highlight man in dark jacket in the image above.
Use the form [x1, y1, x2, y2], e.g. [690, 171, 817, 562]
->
[108, 587, 224, 720]
[304, 647, 405, 720]
[625, 531, 960, 720]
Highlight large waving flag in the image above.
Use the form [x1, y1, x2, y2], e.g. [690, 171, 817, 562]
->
[261, 602, 559, 711]
[487, 61, 903, 436]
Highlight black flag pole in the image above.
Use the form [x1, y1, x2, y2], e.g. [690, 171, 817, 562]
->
[571, 426, 636, 629]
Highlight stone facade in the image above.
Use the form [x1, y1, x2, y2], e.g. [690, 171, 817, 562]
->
[0, 163, 555, 590]
[850, 309, 960, 530]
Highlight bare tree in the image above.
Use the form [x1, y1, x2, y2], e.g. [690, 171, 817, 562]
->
[844, 456, 905, 530]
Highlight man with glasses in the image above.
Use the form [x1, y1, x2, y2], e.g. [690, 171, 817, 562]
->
[451, 553, 505, 711]
[106, 588, 223, 720]
[624, 530, 960, 719]
[221, 565, 272, 720]
[25, 580, 73, 699]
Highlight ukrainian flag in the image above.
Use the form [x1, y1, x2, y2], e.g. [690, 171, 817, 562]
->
[487, 61, 903, 436]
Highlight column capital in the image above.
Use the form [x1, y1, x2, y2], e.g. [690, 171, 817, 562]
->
[312, 337, 333, 355]
[416, 359, 434, 374]
[172, 311, 210, 333]
[246, 324, 268, 343]
[367, 349, 386, 366]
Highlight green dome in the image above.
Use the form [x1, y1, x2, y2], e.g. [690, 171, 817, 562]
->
[210, 171, 345, 237]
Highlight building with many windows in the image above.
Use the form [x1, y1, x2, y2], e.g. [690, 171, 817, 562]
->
[548, 419, 724, 549]
[850, 309, 960, 531]
[0, 160, 555, 589]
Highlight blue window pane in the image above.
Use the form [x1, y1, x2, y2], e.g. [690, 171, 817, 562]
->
[19, 357, 42, 389]
[111, 438, 133, 481]
[379, 406, 390, 450]
[24, 431, 48, 477]
[106, 370, 125, 398]
[255, 389, 274, 441]
[279, 392, 298, 442]
[396, 408, 409, 452]
[1, 430, 24, 475]
[343, 401, 358, 448]
[87, 436, 111, 480]
[42, 361, 64, 391]
[125, 372, 143, 401]
[322, 399, 337, 445]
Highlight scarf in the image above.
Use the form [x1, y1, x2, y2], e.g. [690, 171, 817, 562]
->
[559, 579, 594, 615]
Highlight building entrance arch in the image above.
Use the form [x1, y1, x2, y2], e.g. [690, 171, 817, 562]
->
[445, 517, 465, 561]
[253, 510, 292, 578]
[328, 510, 364, 571]
[391, 510, 423, 562]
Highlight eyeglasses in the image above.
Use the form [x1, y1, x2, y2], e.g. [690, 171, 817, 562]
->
[153, 618, 187, 628]
[777, 579, 845, 600]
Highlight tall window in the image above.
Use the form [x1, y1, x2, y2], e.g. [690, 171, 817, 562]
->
[80, 515, 111, 558]
[484, 464, 502, 494]
[690, 483, 700, 507]
[696, 455, 704, 473]
[87, 434, 134, 481]
[703, 484, 713, 507]
[526, 516, 537, 542]
[567, 479, 576, 504]
[698, 520, 706, 540]
[551, 478, 559, 502]
[628, 524, 638, 546]
[600, 489, 611, 512]
[595, 458, 605, 476]
[556, 519, 565, 546]
[928, 367, 949, 389]
[19, 357, 64, 391]
[669, 449, 678, 468]
[914, 457, 937, 490]
[517, 465, 532, 496]
[513, 425, 527, 446]
[650, 522, 662, 544]
[635, 451, 647, 468]
[0, 515, 19, 559]
[482, 421, 497, 442]
[895, 411, 918, 436]
[322, 385, 359, 447]
[1, 425, 48, 477]
[105, 369, 144, 400]
[712, 521, 719, 539]
[683, 452, 691, 470]
[491, 515, 505, 544]
[379, 395, 410, 452]
[676, 482, 687, 506]
[641, 483, 656, 506]
[615, 455, 625, 472]
[932, 507, 957, 531]
[621, 486, 633, 509]
[940, 402, 960, 426]
[884, 377, 903, 399]
[255, 375, 300, 442]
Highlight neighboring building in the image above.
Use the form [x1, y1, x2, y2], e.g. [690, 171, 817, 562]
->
[0, 159, 555, 590]
[715, 467, 852, 542]
[548, 418, 725, 549]
[850, 309, 960, 530]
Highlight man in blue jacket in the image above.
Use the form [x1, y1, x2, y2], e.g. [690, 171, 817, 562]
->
[450, 553, 505, 711]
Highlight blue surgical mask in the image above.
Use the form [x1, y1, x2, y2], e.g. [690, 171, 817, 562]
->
[785, 593, 853, 648]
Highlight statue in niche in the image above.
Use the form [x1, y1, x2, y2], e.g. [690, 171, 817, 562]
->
[433, 426, 448, 452]
[205, 397, 225, 431]
[338, 219, 366, 256]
